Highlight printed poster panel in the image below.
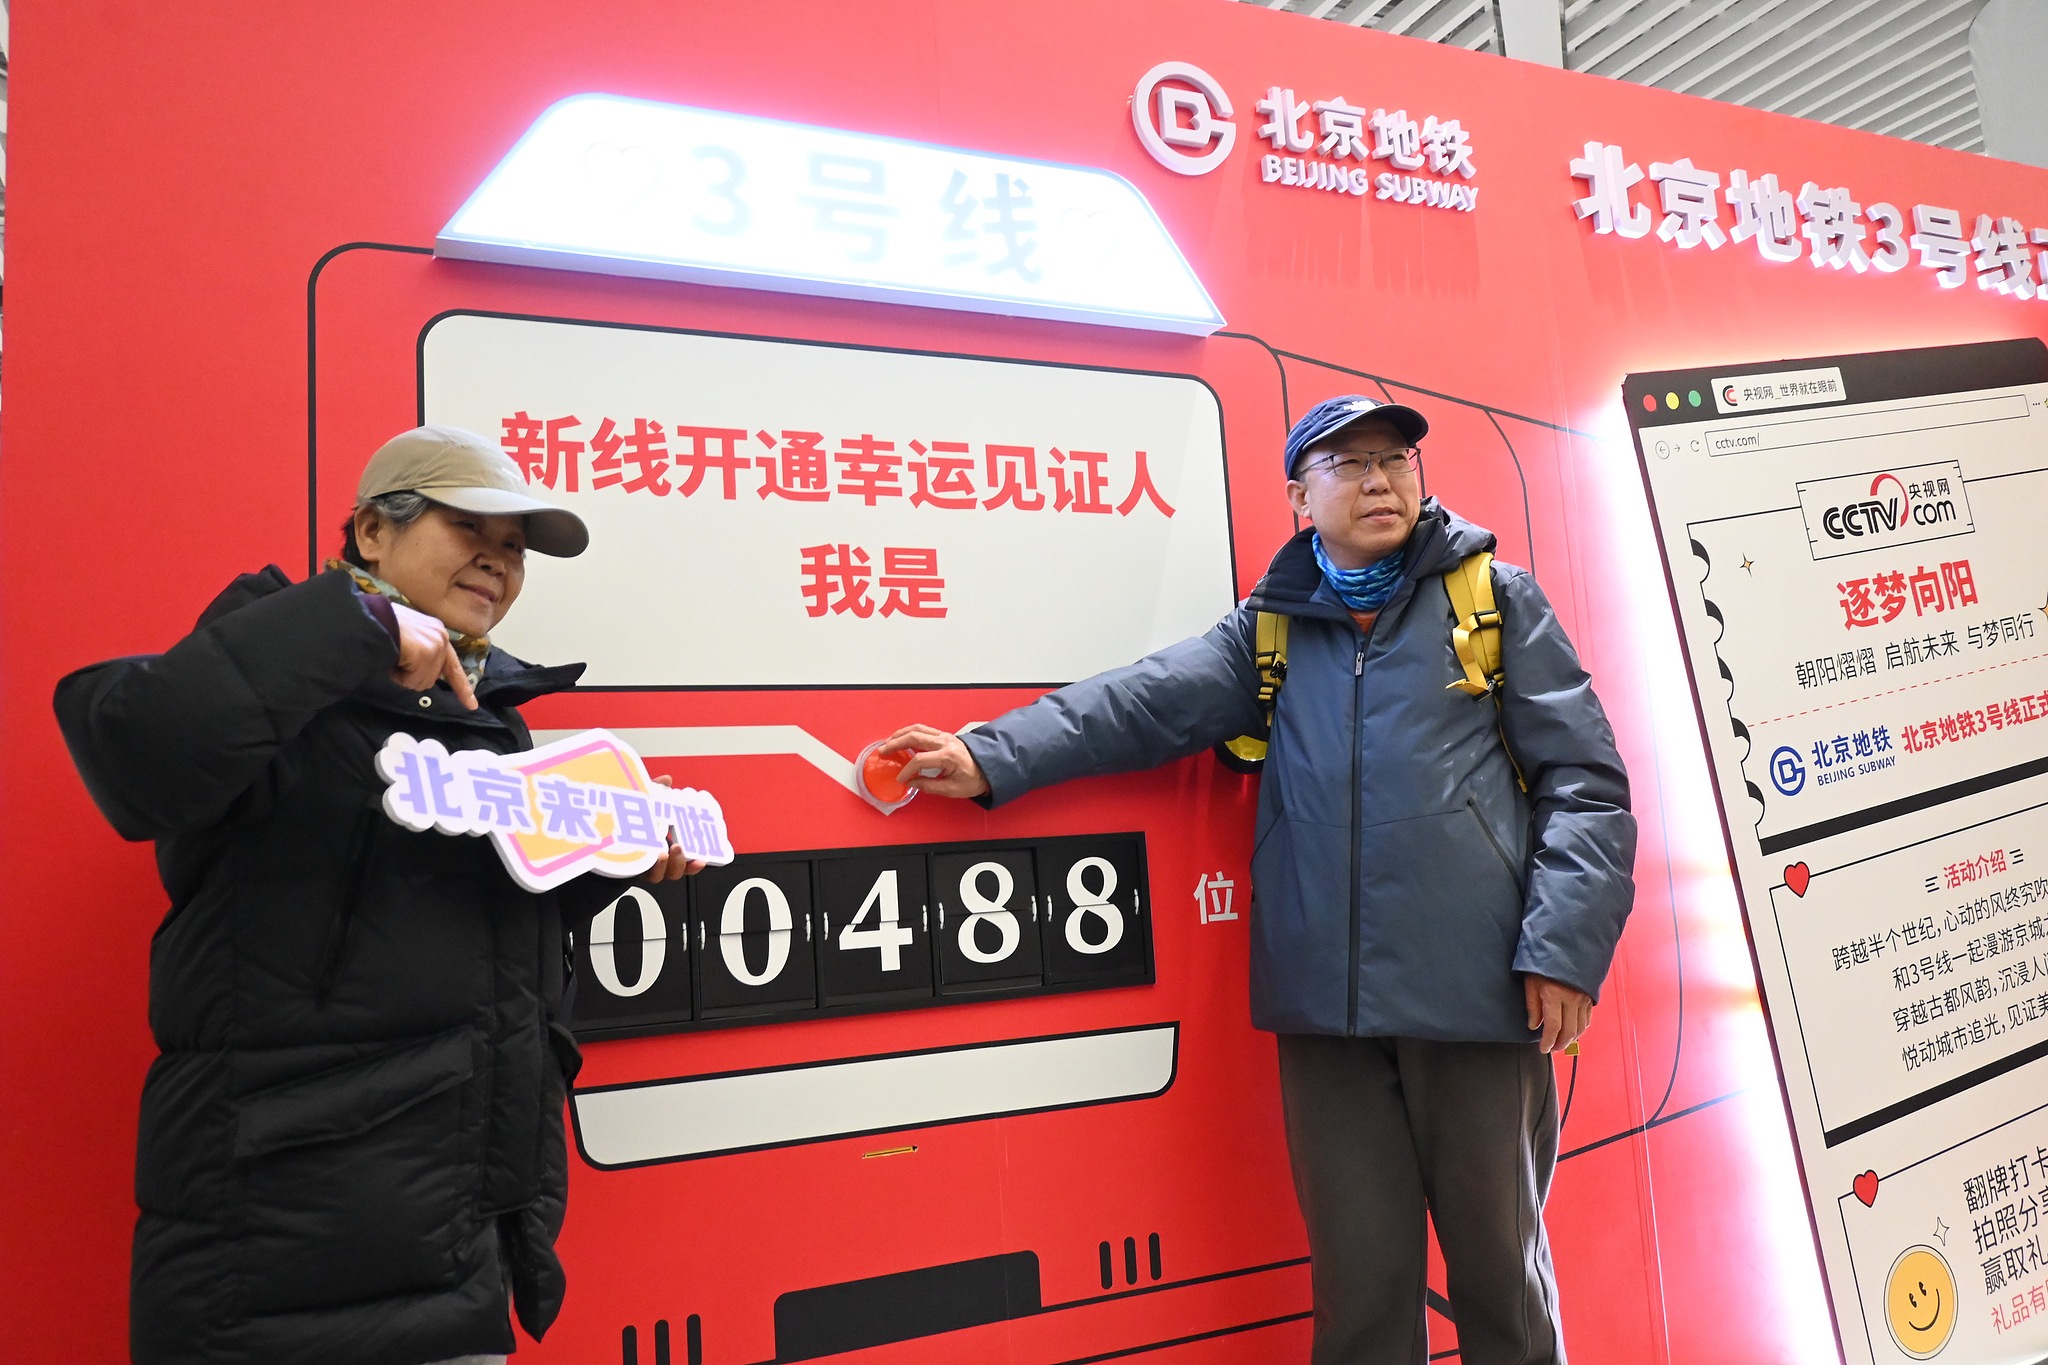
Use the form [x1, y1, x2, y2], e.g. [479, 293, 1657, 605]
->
[1633, 338, 2048, 1364]
[421, 313, 1236, 687]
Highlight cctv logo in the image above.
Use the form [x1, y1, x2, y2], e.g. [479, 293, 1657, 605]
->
[1796, 461, 1974, 562]
[1132, 61, 1236, 176]
[1820, 472, 1961, 541]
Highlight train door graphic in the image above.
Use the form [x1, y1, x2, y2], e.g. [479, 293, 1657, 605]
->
[307, 176, 1560, 1362]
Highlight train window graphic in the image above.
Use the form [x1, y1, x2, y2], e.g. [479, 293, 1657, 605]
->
[301, 94, 1689, 1365]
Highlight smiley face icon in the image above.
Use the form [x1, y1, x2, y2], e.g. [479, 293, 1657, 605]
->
[1885, 1245, 1957, 1359]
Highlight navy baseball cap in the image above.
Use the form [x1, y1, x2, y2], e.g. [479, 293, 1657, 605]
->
[1283, 396, 1429, 476]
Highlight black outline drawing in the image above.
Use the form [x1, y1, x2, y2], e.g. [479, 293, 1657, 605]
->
[305, 241, 1739, 1365]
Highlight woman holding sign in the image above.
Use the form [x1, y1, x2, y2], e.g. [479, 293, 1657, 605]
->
[54, 427, 697, 1365]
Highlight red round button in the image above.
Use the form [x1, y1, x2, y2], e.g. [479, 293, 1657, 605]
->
[861, 746, 913, 804]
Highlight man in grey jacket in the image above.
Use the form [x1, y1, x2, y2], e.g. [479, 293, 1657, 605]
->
[884, 395, 1636, 1365]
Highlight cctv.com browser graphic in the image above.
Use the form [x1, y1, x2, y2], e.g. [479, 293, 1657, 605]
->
[1631, 340, 2048, 852]
[1637, 340, 2048, 1364]
[1633, 338, 2048, 1135]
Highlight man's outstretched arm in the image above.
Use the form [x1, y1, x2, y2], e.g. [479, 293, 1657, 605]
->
[886, 608, 1265, 807]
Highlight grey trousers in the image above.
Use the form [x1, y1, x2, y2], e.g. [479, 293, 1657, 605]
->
[1277, 1034, 1563, 1365]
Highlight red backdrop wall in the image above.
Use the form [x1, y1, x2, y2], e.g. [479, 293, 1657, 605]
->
[5, 3, 2043, 1362]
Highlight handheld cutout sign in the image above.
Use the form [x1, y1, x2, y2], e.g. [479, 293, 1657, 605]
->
[375, 728, 732, 892]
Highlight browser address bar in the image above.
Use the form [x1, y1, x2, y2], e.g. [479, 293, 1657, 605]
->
[1705, 392, 2031, 456]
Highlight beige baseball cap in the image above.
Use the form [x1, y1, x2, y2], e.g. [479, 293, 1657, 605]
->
[357, 425, 589, 557]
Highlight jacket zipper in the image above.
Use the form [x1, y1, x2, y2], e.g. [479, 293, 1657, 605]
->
[1465, 795, 1522, 888]
[1348, 632, 1366, 1035]
[316, 811, 377, 999]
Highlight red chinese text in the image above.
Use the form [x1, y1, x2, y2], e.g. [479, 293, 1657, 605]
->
[1899, 691, 2048, 753]
[502, 412, 1178, 519]
[798, 544, 948, 620]
[1837, 559, 1978, 630]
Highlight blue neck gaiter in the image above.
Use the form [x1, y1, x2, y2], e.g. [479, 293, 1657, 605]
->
[1312, 533, 1405, 612]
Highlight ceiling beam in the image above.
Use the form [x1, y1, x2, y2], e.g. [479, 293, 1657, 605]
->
[1496, 0, 1564, 65]
[1973, 0, 2048, 166]
[1753, 0, 1957, 115]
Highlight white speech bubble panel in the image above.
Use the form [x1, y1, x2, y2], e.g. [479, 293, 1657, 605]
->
[423, 315, 1237, 688]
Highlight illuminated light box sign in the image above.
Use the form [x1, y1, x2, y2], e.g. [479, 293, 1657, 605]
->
[423, 313, 1236, 687]
[437, 94, 1223, 335]
[376, 728, 731, 892]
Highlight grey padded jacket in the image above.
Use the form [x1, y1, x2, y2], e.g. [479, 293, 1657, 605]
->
[961, 499, 1637, 1041]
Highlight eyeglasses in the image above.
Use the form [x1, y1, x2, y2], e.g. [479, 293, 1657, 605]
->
[1300, 447, 1420, 483]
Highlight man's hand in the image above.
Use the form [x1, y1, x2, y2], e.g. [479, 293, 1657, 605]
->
[646, 775, 707, 883]
[880, 724, 990, 799]
[1524, 974, 1592, 1054]
[391, 601, 478, 710]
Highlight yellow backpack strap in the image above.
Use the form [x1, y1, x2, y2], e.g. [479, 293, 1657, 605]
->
[1253, 610, 1290, 713]
[1442, 551, 1527, 792]
[1217, 733, 1270, 770]
[1216, 611, 1289, 774]
[1443, 550, 1504, 698]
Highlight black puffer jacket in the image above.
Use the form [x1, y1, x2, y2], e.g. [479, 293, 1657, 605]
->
[55, 566, 594, 1365]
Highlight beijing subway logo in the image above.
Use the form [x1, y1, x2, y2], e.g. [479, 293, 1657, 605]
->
[1797, 461, 1973, 562]
[1131, 62, 1236, 176]
[1130, 59, 1479, 213]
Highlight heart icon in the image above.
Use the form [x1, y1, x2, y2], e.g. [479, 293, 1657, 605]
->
[1785, 863, 1812, 897]
[1853, 1170, 1879, 1207]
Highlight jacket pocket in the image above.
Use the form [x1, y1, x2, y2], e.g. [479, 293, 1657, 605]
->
[1464, 797, 1524, 892]
[1247, 815, 1356, 1034]
[1351, 805, 1529, 1038]
[233, 1027, 477, 1317]
[234, 1027, 473, 1159]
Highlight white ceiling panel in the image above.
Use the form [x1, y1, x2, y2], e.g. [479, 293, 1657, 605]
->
[1246, 0, 1993, 152]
